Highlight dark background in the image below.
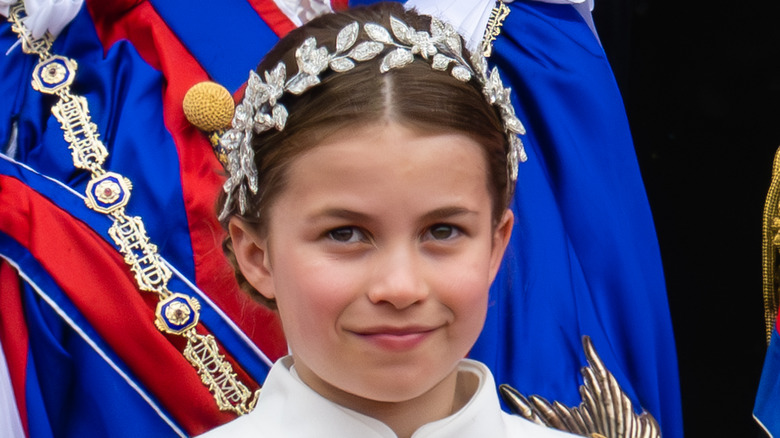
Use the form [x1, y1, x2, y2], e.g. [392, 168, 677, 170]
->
[593, 1, 780, 436]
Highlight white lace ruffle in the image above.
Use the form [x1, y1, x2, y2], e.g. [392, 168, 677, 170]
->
[0, 0, 83, 39]
[406, 0, 598, 51]
[273, 0, 334, 27]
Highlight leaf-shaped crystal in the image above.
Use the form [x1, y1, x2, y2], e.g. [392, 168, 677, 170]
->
[232, 103, 250, 130]
[223, 172, 236, 197]
[287, 73, 320, 95]
[253, 112, 275, 131]
[439, 21, 462, 53]
[249, 83, 271, 108]
[272, 104, 288, 130]
[489, 66, 504, 84]
[246, 170, 259, 195]
[496, 88, 512, 108]
[507, 147, 519, 182]
[296, 37, 329, 76]
[365, 22, 392, 44]
[410, 31, 436, 58]
[446, 34, 461, 54]
[472, 53, 488, 78]
[515, 138, 528, 163]
[484, 68, 504, 103]
[245, 70, 261, 100]
[451, 65, 472, 82]
[330, 57, 355, 72]
[237, 185, 248, 214]
[264, 63, 287, 106]
[220, 129, 242, 151]
[380, 48, 413, 73]
[431, 53, 453, 71]
[348, 41, 384, 61]
[390, 16, 411, 43]
[225, 166, 239, 191]
[504, 114, 526, 135]
[430, 18, 445, 39]
[240, 138, 258, 192]
[336, 22, 359, 52]
[219, 179, 236, 219]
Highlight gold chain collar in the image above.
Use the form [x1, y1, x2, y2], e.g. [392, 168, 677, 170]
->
[6, 0, 260, 416]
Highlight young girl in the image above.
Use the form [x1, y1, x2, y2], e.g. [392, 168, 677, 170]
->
[201, 3, 579, 437]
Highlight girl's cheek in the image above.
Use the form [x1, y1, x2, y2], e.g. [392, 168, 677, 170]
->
[294, 264, 360, 305]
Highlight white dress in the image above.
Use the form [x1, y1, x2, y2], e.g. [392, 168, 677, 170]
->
[197, 357, 580, 438]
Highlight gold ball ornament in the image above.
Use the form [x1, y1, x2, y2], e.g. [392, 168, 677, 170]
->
[182, 81, 235, 132]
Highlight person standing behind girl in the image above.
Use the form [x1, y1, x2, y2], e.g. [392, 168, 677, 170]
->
[200, 3, 582, 437]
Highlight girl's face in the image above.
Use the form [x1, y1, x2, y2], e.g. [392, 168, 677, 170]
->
[231, 121, 513, 407]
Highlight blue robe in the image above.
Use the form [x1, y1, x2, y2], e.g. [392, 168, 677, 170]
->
[0, 1, 682, 437]
[470, 4, 682, 438]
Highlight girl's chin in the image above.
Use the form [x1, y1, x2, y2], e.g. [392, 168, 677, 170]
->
[336, 366, 459, 404]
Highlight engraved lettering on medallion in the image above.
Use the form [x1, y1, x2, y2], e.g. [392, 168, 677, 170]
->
[481, 1, 510, 57]
[184, 333, 260, 414]
[52, 95, 108, 169]
[109, 215, 171, 292]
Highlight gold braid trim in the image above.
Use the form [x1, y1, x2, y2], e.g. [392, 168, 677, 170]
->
[762, 147, 780, 344]
[7, 0, 259, 415]
[481, 1, 511, 58]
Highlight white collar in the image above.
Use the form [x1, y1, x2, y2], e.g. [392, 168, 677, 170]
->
[198, 357, 512, 438]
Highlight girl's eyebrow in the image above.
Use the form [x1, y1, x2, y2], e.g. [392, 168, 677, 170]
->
[307, 208, 374, 223]
[307, 206, 478, 223]
[419, 206, 478, 223]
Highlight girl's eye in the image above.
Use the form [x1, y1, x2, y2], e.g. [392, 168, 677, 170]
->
[426, 224, 460, 241]
[327, 227, 366, 243]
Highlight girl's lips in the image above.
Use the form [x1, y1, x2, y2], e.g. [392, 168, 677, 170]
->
[351, 327, 438, 351]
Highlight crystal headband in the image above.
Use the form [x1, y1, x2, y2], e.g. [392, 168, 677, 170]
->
[218, 15, 527, 220]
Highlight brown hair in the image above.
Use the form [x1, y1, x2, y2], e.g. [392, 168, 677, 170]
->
[220, 2, 511, 308]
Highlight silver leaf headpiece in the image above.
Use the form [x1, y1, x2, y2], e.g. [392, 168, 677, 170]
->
[218, 16, 526, 220]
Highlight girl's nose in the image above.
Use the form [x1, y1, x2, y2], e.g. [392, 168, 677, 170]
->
[366, 244, 429, 309]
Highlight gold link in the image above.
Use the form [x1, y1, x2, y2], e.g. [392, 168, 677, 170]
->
[183, 331, 261, 415]
[762, 147, 780, 344]
[481, 1, 510, 58]
[9, 2, 54, 58]
[51, 93, 109, 171]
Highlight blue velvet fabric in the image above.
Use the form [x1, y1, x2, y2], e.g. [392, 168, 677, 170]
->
[0, 4, 272, 386]
[0, 1, 682, 436]
[0, 4, 274, 436]
[148, 0, 280, 91]
[756, 330, 780, 436]
[0, 6, 195, 284]
[467, 3, 683, 437]
[0, 234, 185, 438]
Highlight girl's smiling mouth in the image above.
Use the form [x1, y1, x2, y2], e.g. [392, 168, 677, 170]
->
[349, 326, 441, 351]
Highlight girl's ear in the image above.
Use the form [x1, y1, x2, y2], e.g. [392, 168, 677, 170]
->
[488, 209, 514, 283]
[229, 217, 276, 301]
